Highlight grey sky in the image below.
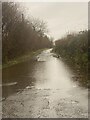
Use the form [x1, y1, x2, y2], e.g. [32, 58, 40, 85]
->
[2, 1, 87, 40]
[21, 2, 88, 40]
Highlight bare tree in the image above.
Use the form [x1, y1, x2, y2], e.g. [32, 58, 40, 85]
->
[2, 2, 52, 63]
[31, 18, 48, 37]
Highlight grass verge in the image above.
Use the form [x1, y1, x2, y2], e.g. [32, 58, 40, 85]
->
[2, 49, 45, 69]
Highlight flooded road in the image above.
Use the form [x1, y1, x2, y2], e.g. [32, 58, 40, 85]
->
[2, 49, 88, 118]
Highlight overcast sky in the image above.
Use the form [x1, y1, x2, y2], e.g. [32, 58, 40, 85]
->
[20, 2, 88, 40]
[1, 0, 88, 40]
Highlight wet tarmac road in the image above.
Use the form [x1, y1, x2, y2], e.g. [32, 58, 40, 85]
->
[2, 49, 88, 118]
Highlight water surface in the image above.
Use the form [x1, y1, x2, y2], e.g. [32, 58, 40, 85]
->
[2, 49, 88, 118]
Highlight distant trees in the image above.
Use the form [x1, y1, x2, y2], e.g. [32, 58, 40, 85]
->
[2, 2, 52, 63]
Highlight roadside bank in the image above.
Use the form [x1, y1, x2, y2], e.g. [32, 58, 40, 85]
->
[2, 49, 45, 69]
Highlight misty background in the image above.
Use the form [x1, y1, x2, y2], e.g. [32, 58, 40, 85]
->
[17, 2, 88, 40]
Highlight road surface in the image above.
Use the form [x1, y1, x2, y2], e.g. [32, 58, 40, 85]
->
[2, 49, 88, 118]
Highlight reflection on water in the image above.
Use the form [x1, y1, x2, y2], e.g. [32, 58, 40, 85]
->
[2, 60, 37, 98]
[34, 56, 74, 90]
[0, 82, 17, 87]
[2, 49, 88, 98]
[2, 49, 88, 118]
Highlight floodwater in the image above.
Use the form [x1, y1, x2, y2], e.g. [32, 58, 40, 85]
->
[2, 49, 88, 118]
